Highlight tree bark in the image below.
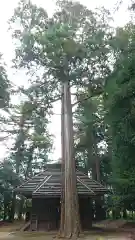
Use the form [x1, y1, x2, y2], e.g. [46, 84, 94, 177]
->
[15, 114, 25, 175]
[61, 81, 81, 238]
[18, 197, 24, 220]
[59, 84, 65, 237]
[123, 209, 127, 219]
[25, 145, 34, 179]
[3, 204, 7, 221]
[10, 191, 16, 222]
[92, 161, 96, 180]
[3, 191, 9, 221]
[93, 154, 106, 221]
[95, 157, 100, 182]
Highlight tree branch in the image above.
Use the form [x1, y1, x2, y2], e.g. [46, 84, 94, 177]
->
[72, 87, 103, 107]
[72, 95, 92, 107]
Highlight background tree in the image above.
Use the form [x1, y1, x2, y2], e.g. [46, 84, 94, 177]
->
[0, 73, 53, 221]
[104, 23, 135, 217]
[0, 54, 10, 109]
[75, 90, 110, 220]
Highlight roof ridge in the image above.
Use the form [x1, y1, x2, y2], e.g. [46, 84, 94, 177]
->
[77, 176, 95, 194]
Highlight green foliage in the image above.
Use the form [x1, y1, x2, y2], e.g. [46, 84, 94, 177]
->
[9, 96, 52, 177]
[10, 0, 112, 93]
[0, 55, 10, 108]
[74, 88, 111, 184]
[105, 23, 135, 210]
[0, 160, 20, 219]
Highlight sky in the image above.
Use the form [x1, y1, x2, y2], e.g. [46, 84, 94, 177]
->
[0, 0, 131, 161]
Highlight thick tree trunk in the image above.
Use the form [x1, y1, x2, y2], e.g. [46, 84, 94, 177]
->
[18, 197, 24, 220]
[92, 162, 96, 180]
[95, 157, 100, 182]
[123, 209, 127, 219]
[15, 114, 25, 175]
[94, 155, 106, 221]
[3, 203, 7, 221]
[61, 81, 80, 238]
[25, 145, 34, 179]
[59, 84, 65, 237]
[112, 208, 121, 219]
[10, 192, 16, 222]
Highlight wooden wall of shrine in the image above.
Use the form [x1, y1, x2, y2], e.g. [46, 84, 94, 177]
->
[30, 197, 92, 231]
[31, 197, 60, 231]
[79, 197, 92, 229]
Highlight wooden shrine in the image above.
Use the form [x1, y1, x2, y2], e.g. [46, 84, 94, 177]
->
[14, 163, 107, 231]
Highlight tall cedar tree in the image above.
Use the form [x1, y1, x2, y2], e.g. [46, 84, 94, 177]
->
[11, 0, 112, 237]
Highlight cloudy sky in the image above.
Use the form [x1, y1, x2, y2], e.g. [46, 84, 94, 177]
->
[0, 0, 131, 160]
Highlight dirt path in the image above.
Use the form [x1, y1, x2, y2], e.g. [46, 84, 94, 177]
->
[0, 222, 131, 240]
[0, 232, 130, 240]
[0, 233, 14, 239]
